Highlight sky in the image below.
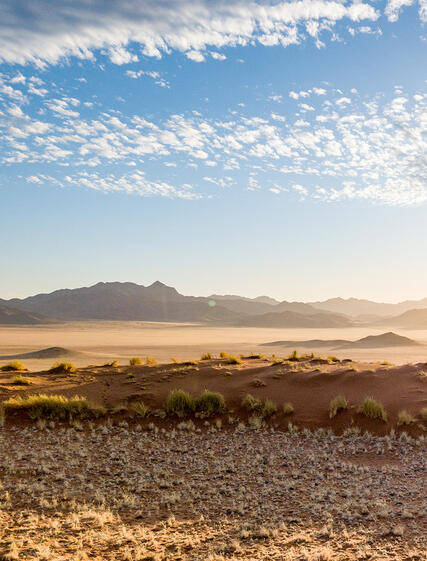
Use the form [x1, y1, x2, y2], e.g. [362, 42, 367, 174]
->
[0, 0, 426, 303]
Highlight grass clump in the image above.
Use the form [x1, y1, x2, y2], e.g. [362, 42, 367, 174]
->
[328, 355, 340, 363]
[288, 350, 299, 361]
[241, 394, 277, 417]
[262, 399, 277, 417]
[180, 359, 198, 366]
[397, 409, 415, 426]
[1, 361, 27, 372]
[129, 401, 150, 417]
[11, 375, 32, 386]
[242, 393, 262, 412]
[165, 389, 195, 417]
[421, 407, 427, 420]
[283, 402, 294, 415]
[145, 356, 158, 366]
[194, 390, 225, 416]
[3, 394, 106, 420]
[129, 357, 142, 366]
[49, 362, 76, 374]
[329, 395, 348, 418]
[226, 354, 241, 365]
[219, 351, 228, 358]
[201, 352, 212, 360]
[358, 396, 387, 422]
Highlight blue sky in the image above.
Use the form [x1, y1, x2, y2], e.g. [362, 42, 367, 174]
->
[0, 0, 426, 302]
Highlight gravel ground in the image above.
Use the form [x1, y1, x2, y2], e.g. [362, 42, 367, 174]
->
[0, 424, 426, 560]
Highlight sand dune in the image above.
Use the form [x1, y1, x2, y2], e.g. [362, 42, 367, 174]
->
[0, 346, 76, 360]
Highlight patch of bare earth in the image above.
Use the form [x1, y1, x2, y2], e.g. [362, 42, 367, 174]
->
[0, 425, 425, 561]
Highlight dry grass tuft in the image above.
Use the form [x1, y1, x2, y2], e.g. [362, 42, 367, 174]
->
[145, 356, 158, 366]
[195, 390, 225, 416]
[129, 401, 150, 417]
[11, 375, 32, 386]
[201, 352, 212, 360]
[329, 395, 348, 418]
[129, 357, 142, 366]
[283, 402, 294, 415]
[358, 396, 387, 422]
[397, 409, 415, 426]
[165, 389, 195, 417]
[0, 361, 28, 372]
[49, 362, 76, 374]
[3, 394, 106, 420]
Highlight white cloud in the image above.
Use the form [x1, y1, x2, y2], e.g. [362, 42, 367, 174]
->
[186, 50, 205, 62]
[385, 0, 416, 22]
[0, 0, 381, 67]
[108, 45, 138, 65]
[211, 52, 226, 60]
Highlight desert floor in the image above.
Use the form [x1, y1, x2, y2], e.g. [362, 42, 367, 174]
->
[1, 322, 427, 371]
[0, 425, 425, 561]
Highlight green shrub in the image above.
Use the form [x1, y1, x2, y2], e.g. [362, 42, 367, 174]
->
[283, 402, 294, 415]
[358, 396, 387, 421]
[329, 395, 348, 418]
[165, 389, 195, 417]
[129, 401, 150, 417]
[3, 394, 106, 420]
[1, 361, 27, 372]
[201, 352, 212, 360]
[129, 357, 142, 366]
[11, 375, 32, 386]
[397, 409, 415, 426]
[195, 390, 225, 416]
[49, 362, 76, 374]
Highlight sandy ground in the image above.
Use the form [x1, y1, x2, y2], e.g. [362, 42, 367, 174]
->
[1, 322, 427, 371]
[0, 426, 425, 560]
[1, 356, 426, 435]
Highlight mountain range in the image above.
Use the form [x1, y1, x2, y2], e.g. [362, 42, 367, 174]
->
[1, 281, 426, 328]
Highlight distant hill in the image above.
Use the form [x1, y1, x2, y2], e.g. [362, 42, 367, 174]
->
[0, 303, 51, 325]
[310, 297, 427, 318]
[209, 295, 317, 316]
[0, 347, 75, 360]
[4, 281, 242, 323]
[237, 310, 353, 328]
[381, 308, 427, 329]
[339, 332, 419, 348]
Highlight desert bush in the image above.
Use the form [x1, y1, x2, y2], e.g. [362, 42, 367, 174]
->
[11, 375, 32, 386]
[329, 395, 348, 418]
[49, 362, 76, 374]
[129, 401, 150, 417]
[283, 402, 294, 415]
[0, 361, 27, 372]
[328, 355, 340, 362]
[358, 396, 387, 421]
[194, 390, 225, 416]
[201, 352, 212, 360]
[397, 409, 415, 426]
[219, 351, 228, 358]
[241, 393, 263, 412]
[145, 356, 158, 366]
[165, 389, 195, 417]
[263, 399, 277, 417]
[226, 354, 241, 365]
[129, 357, 142, 366]
[288, 350, 299, 361]
[3, 394, 106, 420]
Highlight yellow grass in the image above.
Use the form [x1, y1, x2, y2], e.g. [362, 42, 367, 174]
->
[3, 394, 106, 420]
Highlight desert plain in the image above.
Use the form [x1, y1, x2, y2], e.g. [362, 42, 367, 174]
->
[0, 321, 426, 561]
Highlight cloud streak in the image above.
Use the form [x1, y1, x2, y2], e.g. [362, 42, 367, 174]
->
[0, 0, 384, 66]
